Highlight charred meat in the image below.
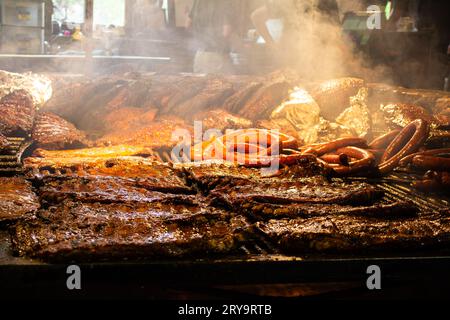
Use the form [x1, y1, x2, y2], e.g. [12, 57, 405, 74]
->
[192, 109, 253, 131]
[26, 158, 193, 194]
[256, 212, 450, 254]
[32, 112, 89, 150]
[0, 90, 35, 135]
[11, 200, 251, 262]
[0, 177, 39, 224]
[311, 77, 365, 121]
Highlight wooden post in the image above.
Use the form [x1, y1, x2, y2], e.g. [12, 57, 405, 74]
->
[84, 0, 94, 74]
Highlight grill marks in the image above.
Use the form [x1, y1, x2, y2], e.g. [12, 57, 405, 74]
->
[32, 112, 89, 150]
[0, 90, 35, 136]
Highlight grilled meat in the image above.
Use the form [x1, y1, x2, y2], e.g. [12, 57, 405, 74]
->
[97, 116, 193, 148]
[0, 177, 39, 224]
[11, 200, 250, 262]
[168, 78, 234, 120]
[32, 145, 156, 159]
[0, 70, 52, 106]
[238, 79, 292, 121]
[223, 82, 264, 114]
[368, 83, 450, 114]
[239, 201, 418, 221]
[163, 76, 209, 114]
[311, 78, 365, 121]
[211, 179, 383, 208]
[32, 112, 89, 150]
[181, 157, 327, 192]
[0, 90, 35, 135]
[192, 109, 253, 131]
[257, 212, 450, 253]
[103, 107, 158, 132]
[38, 175, 194, 205]
[25, 158, 193, 194]
[380, 103, 435, 129]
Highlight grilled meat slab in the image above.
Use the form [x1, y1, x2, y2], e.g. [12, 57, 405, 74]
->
[192, 109, 253, 131]
[169, 78, 234, 120]
[223, 82, 263, 114]
[0, 177, 39, 224]
[238, 80, 292, 121]
[239, 201, 418, 221]
[97, 116, 193, 148]
[32, 145, 156, 159]
[380, 103, 436, 129]
[11, 201, 250, 262]
[211, 178, 383, 208]
[180, 157, 327, 192]
[257, 212, 450, 253]
[38, 175, 194, 204]
[311, 78, 365, 121]
[32, 112, 89, 150]
[0, 90, 35, 135]
[26, 158, 193, 194]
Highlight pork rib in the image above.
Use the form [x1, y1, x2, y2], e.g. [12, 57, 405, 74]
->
[32, 112, 89, 150]
[11, 200, 251, 262]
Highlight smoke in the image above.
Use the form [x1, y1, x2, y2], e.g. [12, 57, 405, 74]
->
[269, 0, 394, 83]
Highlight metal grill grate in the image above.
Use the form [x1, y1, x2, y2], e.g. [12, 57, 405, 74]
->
[0, 137, 30, 176]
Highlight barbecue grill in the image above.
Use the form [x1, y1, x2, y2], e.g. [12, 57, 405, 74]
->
[1, 143, 449, 299]
[1, 0, 450, 302]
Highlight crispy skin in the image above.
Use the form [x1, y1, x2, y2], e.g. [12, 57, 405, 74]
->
[311, 78, 365, 121]
[0, 177, 39, 223]
[32, 112, 89, 150]
[211, 178, 383, 207]
[11, 201, 250, 262]
[38, 174, 194, 204]
[257, 212, 450, 253]
[25, 158, 193, 194]
[0, 90, 35, 135]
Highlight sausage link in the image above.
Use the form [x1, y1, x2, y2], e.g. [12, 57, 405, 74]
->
[328, 147, 375, 176]
[378, 119, 429, 175]
[411, 155, 450, 171]
[399, 148, 450, 167]
[369, 130, 401, 149]
[302, 138, 368, 156]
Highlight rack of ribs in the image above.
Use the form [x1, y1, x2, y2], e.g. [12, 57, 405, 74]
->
[10, 200, 251, 262]
[0, 90, 36, 135]
[32, 112, 89, 150]
[0, 177, 39, 224]
[256, 212, 450, 253]
[25, 158, 194, 194]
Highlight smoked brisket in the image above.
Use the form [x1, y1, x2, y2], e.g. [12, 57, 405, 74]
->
[0, 177, 39, 224]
